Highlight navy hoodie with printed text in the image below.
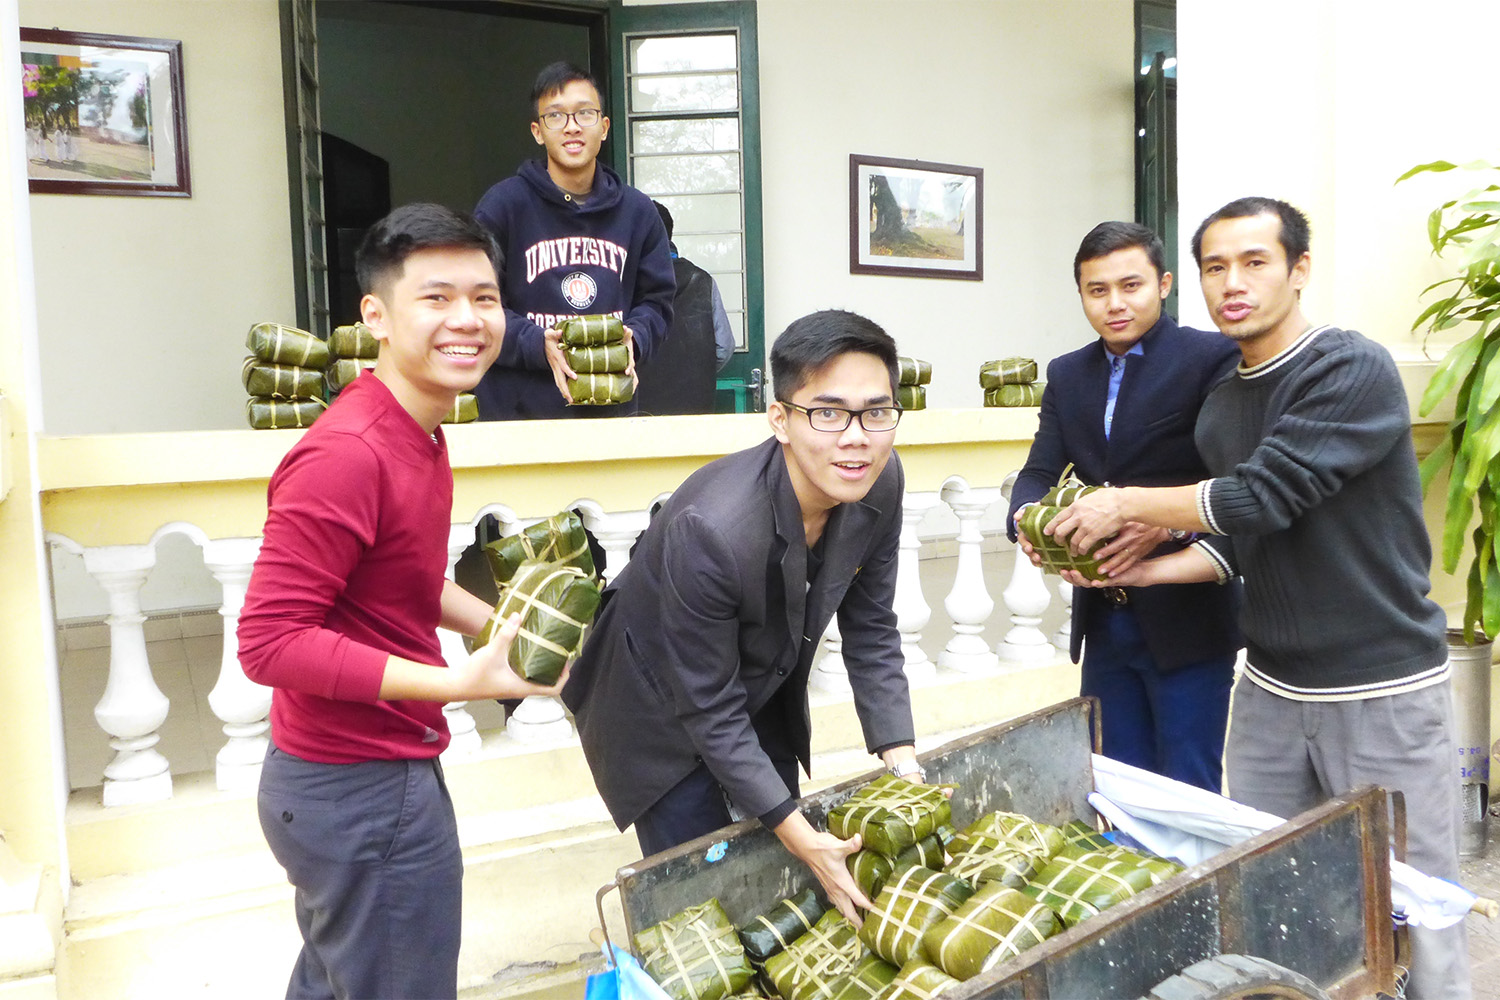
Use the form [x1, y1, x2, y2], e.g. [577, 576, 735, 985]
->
[472, 159, 675, 419]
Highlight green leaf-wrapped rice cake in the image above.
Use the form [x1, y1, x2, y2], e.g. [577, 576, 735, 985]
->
[896, 385, 925, 411]
[246, 396, 326, 430]
[475, 561, 600, 684]
[859, 865, 973, 968]
[872, 958, 959, 1000]
[565, 343, 630, 374]
[827, 774, 951, 858]
[441, 393, 478, 424]
[763, 911, 862, 1000]
[893, 834, 945, 871]
[1059, 819, 1113, 852]
[1016, 496, 1107, 582]
[327, 357, 377, 392]
[824, 955, 899, 1000]
[920, 883, 1060, 981]
[484, 511, 595, 587]
[329, 322, 381, 359]
[568, 372, 636, 405]
[635, 899, 754, 1000]
[982, 383, 1044, 407]
[945, 831, 1044, 890]
[242, 358, 325, 400]
[247, 322, 330, 369]
[897, 357, 931, 386]
[978, 358, 1037, 388]
[738, 888, 825, 964]
[559, 313, 625, 347]
[847, 850, 894, 901]
[1020, 850, 1156, 927]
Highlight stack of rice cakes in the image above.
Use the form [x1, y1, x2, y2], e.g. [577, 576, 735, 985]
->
[895, 357, 930, 412]
[979, 357, 1043, 408]
[325, 322, 379, 398]
[474, 510, 601, 685]
[561, 314, 635, 405]
[633, 774, 1184, 998]
[243, 322, 328, 429]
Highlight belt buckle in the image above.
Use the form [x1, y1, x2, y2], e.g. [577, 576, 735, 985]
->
[1103, 586, 1129, 606]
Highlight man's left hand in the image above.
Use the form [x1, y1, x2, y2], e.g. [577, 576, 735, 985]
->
[622, 324, 639, 388]
[543, 327, 576, 403]
[1046, 487, 1127, 555]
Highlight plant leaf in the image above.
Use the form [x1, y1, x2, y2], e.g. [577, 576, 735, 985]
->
[1419, 329, 1485, 414]
[1419, 431, 1455, 493]
[1443, 441, 1476, 572]
[1396, 160, 1459, 183]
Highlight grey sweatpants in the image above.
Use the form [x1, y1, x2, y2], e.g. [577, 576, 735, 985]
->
[258, 744, 464, 1000]
[1225, 676, 1471, 1000]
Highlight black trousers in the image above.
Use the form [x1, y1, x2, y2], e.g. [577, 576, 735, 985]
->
[633, 755, 801, 858]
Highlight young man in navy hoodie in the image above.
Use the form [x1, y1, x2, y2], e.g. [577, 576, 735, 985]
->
[473, 61, 675, 419]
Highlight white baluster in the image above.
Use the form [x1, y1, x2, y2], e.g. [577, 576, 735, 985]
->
[996, 542, 1056, 664]
[896, 491, 941, 685]
[440, 522, 483, 758]
[202, 537, 271, 792]
[810, 617, 849, 693]
[577, 501, 653, 586]
[1053, 579, 1073, 652]
[936, 477, 1002, 674]
[84, 545, 173, 806]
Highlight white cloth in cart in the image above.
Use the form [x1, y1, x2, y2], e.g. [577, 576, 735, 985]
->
[1089, 753, 1475, 930]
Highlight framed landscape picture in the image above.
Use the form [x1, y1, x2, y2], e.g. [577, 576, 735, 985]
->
[20, 28, 190, 197]
[850, 154, 981, 280]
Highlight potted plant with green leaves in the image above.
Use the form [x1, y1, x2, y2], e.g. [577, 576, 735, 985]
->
[1402, 158, 1500, 644]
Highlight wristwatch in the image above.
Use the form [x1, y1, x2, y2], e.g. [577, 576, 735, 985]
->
[1167, 528, 1194, 543]
[888, 759, 927, 782]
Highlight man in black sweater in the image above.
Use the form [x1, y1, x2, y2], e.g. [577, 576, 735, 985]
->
[1040, 197, 1469, 999]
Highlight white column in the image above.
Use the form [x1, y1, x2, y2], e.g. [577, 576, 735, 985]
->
[996, 542, 1056, 664]
[202, 537, 271, 793]
[935, 477, 1002, 674]
[577, 502, 652, 586]
[1053, 579, 1074, 652]
[84, 545, 172, 806]
[895, 491, 941, 685]
[440, 522, 483, 758]
[810, 617, 849, 693]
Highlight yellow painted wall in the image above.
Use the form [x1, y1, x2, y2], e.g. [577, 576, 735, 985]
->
[21, 0, 295, 435]
[2, 0, 65, 871]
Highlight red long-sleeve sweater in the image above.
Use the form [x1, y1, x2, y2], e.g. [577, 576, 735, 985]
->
[238, 375, 455, 762]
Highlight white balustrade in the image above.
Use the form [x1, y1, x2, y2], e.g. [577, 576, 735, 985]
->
[996, 543, 1056, 664]
[201, 536, 271, 792]
[895, 491, 941, 685]
[810, 617, 849, 693]
[83, 544, 174, 806]
[1053, 579, 1073, 652]
[936, 477, 1002, 673]
[440, 521, 490, 758]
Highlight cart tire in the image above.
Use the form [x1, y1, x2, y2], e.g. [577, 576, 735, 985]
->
[1141, 954, 1330, 1000]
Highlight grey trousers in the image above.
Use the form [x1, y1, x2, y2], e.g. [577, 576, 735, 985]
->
[1225, 676, 1471, 1000]
[258, 744, 464, 1000]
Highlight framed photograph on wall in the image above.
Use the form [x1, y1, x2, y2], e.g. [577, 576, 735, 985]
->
[20, 28, 190, 197]
[850, 154, 981, 280]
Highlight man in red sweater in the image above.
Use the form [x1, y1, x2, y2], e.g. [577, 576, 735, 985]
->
[238, 203, 564, 999]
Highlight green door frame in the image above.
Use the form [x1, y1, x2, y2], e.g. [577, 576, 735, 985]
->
[606, 1, 765, 412]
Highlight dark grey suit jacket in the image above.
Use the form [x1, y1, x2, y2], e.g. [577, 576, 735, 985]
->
[561, 437, 914, 830]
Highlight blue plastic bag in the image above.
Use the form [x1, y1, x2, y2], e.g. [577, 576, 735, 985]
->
[585, 943, 672, 1000]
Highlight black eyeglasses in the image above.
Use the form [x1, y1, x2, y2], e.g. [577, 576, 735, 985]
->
[538, 108, 602, 130]
[783, 401, 903, 433]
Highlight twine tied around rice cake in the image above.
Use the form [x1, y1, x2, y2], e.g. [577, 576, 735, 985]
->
[1019, 850, 1155, 927]
[896, 385, 925, 411]
[247, 322, 330, 369]
[474, 561, 600, 685]
[484, 511, 596, 587]
[873, 957, 959, 1000]
[847, 849, 894, 901]
[977, 358, 1036, 388]
[442, 393, 478, 424]
[1016, 465, 1108, 582]
[896, 357, 931, 386]
[920, 883, 1060, 981]
[635, 899, 755, 1000]
[328, 357, 378, 392]
[1054, 843, 1183, 886]
[822, 955, 899, 1000]
[826, 774, 953, 858]
[983, 383, 1044, 407]
[858, 864, 974, 968]
[1060, 819, 1113, 852]
[737, 888, 826, 964]
[566, 343, 631, 374]
[242, 357, 325, 400]
[762, 911, 862, 1000]
[893, 834, 945, 871]
[560, 314, 626, 347]
[246, 396, 326, 430]
[329, 322, 381, 359]
[944, 830, 1047, 891]
[569, 371, 636, 406]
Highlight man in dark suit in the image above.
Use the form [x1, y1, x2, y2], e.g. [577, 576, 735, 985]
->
[562, 309, 920, 922]
[1007, 222, 1240, 792]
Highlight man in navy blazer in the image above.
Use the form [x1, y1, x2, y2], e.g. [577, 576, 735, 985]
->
[1007, 222, 1240, 791]
[562, 309, 922, 923]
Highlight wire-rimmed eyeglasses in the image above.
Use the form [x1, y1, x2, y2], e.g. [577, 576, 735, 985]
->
[538, 108, 603, 130]
[782, 401, 903, 433]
